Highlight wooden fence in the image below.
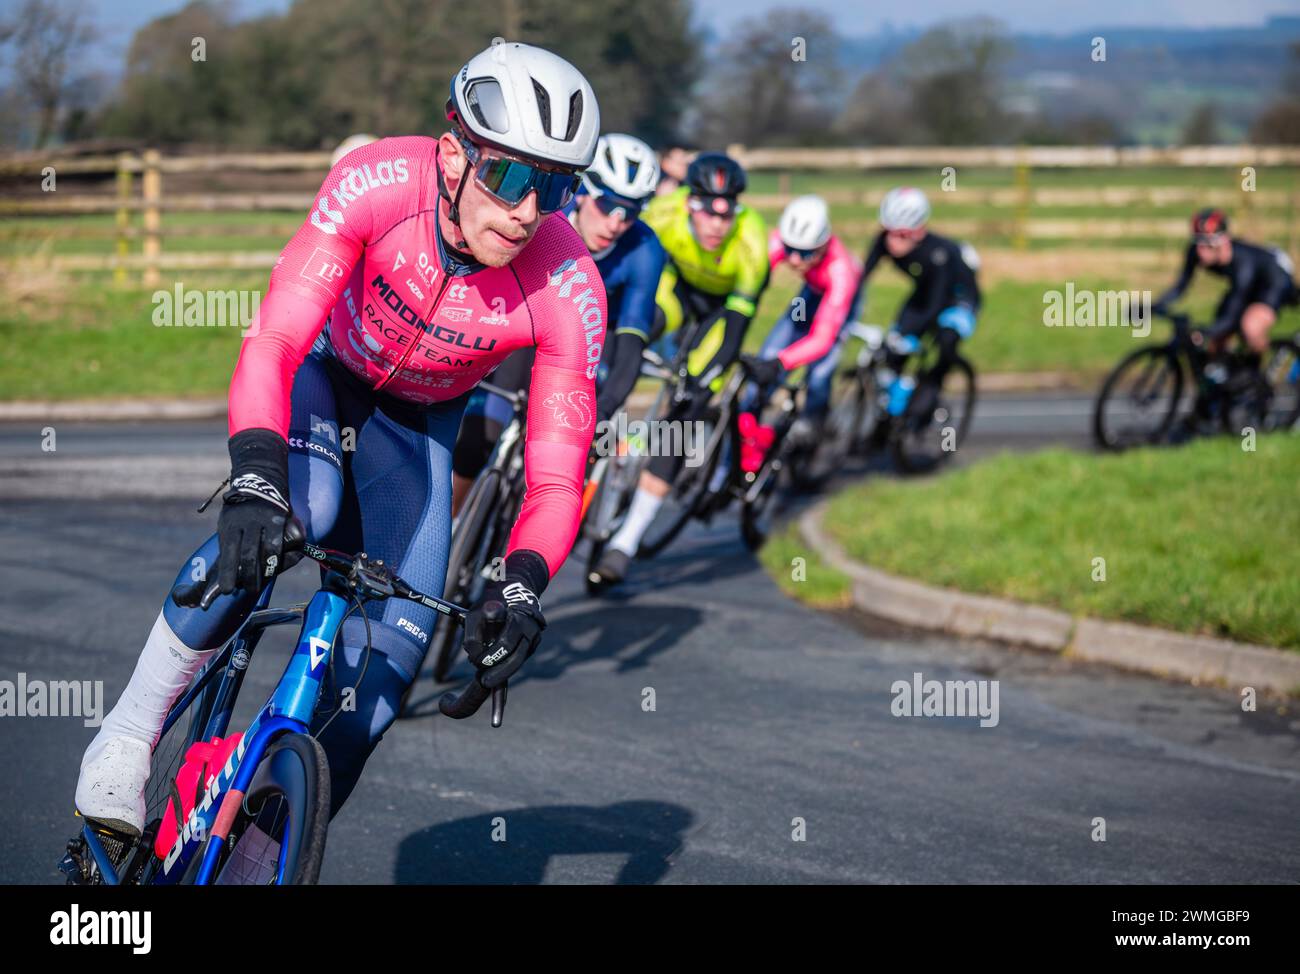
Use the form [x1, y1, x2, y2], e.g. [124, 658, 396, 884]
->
[3, 145, 1300, 285]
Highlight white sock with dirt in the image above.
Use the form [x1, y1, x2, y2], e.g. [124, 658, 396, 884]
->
[608, 488, 665, 557]
[83, 610, 209, 762]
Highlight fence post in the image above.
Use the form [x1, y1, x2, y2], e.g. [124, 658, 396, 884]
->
[1013, 149, 1031, 252]
[1290, 186, 1298, 257]
[778, 171, 790, 197]
[142, 149, 162, 288]
[114, 153, 133, 288]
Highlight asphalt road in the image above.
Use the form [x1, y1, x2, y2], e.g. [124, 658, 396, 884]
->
[2, 394, 1296, 884]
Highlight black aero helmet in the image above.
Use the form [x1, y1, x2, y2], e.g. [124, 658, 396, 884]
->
[1191, 207, 1229, 237]
[686, 152, 747, 199]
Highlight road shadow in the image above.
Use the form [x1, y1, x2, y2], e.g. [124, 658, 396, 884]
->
[393, 800, 693, 884]
[399, 601, 705, 714]
[526, 600, 705, 682]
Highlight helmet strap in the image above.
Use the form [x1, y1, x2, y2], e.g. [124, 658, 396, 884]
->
[435, 142, 473, 251]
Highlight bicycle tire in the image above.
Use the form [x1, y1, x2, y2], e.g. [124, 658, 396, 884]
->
[790, 369, 867, 490]
[852, 367, 886, 455]
[739, 448, 785, 551]
[1247, 337, 1300, 433]
[892, 356, 977, 473]
[209, 733, 330, 885]
[432, 468, 503, 684]
[635, 410, 724, 559]
[1093, 345, 1183, 451]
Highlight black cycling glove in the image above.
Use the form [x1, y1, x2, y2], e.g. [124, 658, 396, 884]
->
[463, 549, 549, 689]
[742, 354, 784, 388]
[216, 429, 291, 596]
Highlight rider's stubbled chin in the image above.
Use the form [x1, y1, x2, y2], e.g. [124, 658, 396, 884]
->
[470, 225, 533, 268]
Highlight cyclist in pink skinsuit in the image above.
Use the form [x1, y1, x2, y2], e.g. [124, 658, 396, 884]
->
[740, 195, 862, 428]
[76, 43, 606, 839]
[232, 132, 602, 572]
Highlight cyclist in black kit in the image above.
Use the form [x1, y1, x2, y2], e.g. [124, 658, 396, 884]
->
[859, 187, 981, 421]
[1153, 208, 1297, 425]
[1154, 208, 1297, 353]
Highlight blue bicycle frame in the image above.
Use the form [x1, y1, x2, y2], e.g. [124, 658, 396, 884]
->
[81, 578, 352, 885]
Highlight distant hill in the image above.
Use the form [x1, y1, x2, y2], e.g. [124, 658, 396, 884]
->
[834, 16, 1300, 144]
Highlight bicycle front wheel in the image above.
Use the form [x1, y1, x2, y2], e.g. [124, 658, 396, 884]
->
[1258, 337, 1300, 432]
[210, 733, 329, 886]
[636, 410, 723, 559]
[790, 370, 867, 490]
[1093, 346, 1183, 451]
[739, 447, 786, 551]
[432, 468, 502, 684]
[893, 357, 977, 473]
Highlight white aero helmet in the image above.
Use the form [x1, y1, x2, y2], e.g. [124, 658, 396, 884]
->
[879, 187, 931, 230]
[330, 133, 378, 168]
[779, 194, 832, 251]
[448, 42, 600, 171]
[582, 133, 660, 202]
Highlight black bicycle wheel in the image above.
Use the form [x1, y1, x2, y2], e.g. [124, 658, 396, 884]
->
[1257, 337, 1300, 432]
[1093, 346, 1184, 451]
[739, 447, 786, 551]
[209, 733, 330, 885]
[635, 410, 724, 559]
[431, 468, 502, 684]
[790, 370, 867, 490]
[850, 365, 884, 456]
[892, 356, 977, 473]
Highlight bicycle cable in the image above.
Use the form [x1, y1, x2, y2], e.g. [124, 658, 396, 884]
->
[311, 588, 373, 738]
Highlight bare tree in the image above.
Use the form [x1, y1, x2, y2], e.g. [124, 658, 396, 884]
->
[835, 18, 1012, 146]
[1181, 101, 1220, 145]
[688, 8, 843, 148]
[1250, 42, 1300, 144]
[1, 0, 97, 148]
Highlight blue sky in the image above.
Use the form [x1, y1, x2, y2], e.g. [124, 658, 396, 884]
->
[58, 0, 1300, 76]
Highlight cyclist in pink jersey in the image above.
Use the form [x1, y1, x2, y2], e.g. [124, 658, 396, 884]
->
[75, 43, 605, 838]
[740, 195, 863, 434]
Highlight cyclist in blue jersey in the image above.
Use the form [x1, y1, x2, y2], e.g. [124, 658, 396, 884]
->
[451, 133, 666, 513]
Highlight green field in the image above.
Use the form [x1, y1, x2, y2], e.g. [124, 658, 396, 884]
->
[812, 435, 1300, 651]
[2, 164, 1298, 400]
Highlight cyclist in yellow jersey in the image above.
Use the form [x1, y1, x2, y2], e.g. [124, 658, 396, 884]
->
[590, 152, 769, 589]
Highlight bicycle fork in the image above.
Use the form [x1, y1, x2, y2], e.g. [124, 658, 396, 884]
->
[159, 585, 351, 884]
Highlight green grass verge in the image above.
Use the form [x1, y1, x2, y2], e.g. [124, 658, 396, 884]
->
[819, 435, 1300, 651]
[757, 520, 851, 609]
[0, 277, 261, 400]
[6, 270, 1294, 402]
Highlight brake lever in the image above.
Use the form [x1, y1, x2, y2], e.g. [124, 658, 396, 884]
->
[491, 684, 507, 728]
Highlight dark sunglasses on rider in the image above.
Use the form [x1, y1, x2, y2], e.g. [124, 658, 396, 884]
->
[687, 193, 739, 218]
[785, 244, 821, 261]
[1194, 232, 1226, 247]
[463, 140, 580, 214]
[592, 191, 644, 222]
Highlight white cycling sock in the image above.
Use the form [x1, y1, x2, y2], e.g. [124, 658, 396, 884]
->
[608, 488, 664, 556]
[86, 610, 209, 757]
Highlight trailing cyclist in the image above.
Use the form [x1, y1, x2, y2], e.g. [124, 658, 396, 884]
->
[859, 187, 981, 425]
[587, 151, 769, 589]
[1152, 208, 1298, 424]
[739, 194, 863, 444]
[74, 43, 605, 839]
[449, 132, 666, 514]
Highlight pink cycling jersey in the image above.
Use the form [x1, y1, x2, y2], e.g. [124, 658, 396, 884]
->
[229, 135, 606, 576]
[767, 231, 862, 371]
